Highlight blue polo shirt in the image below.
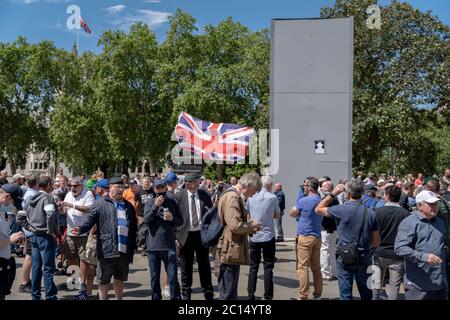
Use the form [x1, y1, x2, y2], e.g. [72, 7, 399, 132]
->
[296, 194, 322, 238]
[247, 188, 280, 243]
[328, 200, 379, 254]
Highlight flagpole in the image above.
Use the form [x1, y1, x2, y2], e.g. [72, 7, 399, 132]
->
[77, 27, 80, 52]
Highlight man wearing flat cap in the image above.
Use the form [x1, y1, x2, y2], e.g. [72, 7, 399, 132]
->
[73, 177, 137, 300]
[175, 172, 214, 300]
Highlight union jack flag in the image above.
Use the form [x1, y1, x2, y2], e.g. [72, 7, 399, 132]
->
[175, 111, 254, 162]
[80, 17, 92, 34]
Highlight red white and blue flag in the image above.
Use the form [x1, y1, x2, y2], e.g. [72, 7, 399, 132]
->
[80, 17, 92, 34]
[175, 111, 254, 162]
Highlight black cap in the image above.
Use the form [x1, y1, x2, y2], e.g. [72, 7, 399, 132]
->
[185, 172, 201, 183]
[1, 183, 24, 210]
[109, 177, 124, 185]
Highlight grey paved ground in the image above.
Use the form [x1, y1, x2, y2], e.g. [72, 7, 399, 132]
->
[7, 240, 351, 300]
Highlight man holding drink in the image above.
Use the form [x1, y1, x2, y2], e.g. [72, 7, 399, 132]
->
[143, 179, 183, 300]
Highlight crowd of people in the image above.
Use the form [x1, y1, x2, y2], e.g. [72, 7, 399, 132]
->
[1, 168, 449, 300]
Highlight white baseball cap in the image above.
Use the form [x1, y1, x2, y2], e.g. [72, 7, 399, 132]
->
[12, 173, 25, 181]
[415, 190, 440, 204]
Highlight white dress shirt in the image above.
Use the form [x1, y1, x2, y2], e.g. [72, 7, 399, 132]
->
[187, 190, 202, 231]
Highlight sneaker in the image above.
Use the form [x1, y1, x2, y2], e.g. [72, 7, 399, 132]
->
[162, 286, 170, 298]
[312, 295, 321, 300]
[323, 276, 337, 282]
[77, 291, 90, 300]
[19, 281, 32, 294]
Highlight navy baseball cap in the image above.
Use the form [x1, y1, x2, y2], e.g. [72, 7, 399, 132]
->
[154, 179, 166, 188]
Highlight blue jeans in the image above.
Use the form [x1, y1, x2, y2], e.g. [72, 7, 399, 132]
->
[274, 211, 284, 240]
[31, 235, 57, 300]
[147, 250, 181, 300]
[336, 254, 372, 300]
[218, 263, 240, 300]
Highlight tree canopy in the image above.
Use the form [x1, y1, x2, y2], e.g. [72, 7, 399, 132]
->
[1, 2, 448, 178]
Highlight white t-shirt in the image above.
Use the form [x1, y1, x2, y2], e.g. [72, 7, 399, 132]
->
[65, 188, 95, 236]
[0, 213, 10, 259]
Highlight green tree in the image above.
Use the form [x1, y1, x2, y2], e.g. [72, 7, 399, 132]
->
[321, 0, 450, 173]
[164, 13, 270, 179]
[50, 50, 112, 174]
[0, 37, 58, 173]
[96, 23, 163, 174]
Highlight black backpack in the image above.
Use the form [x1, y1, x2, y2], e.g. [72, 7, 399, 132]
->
[200, 189, 235, 248]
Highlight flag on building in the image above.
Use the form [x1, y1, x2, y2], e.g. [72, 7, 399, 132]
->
[80, 16, 92, 34]
[175, 111, 254, 162]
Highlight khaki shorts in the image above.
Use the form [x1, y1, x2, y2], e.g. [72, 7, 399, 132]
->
[84, 233, 97, 266]
[64, 235, 88, 262]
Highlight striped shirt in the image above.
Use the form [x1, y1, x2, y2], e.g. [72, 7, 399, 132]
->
[116, 201, 128, 254]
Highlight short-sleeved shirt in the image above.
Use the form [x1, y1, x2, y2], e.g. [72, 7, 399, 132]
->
[296, 194, 322, 238]
[328, 200, 379, 254]
[247, 188, 280, 243]
[65, 188, 95, 236]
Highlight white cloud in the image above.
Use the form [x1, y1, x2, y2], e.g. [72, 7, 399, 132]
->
[110, 9, 171, 30]
[142, 0, 162, 3]
[10, 0, 40, 3]
[136, 9, 171, 27]
[104, 5, 126, 15]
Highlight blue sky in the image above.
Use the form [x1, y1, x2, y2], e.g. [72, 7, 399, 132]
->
[0, 0, 449, 53]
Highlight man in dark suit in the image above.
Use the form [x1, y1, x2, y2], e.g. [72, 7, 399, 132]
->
[175, 173, 214, 300]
